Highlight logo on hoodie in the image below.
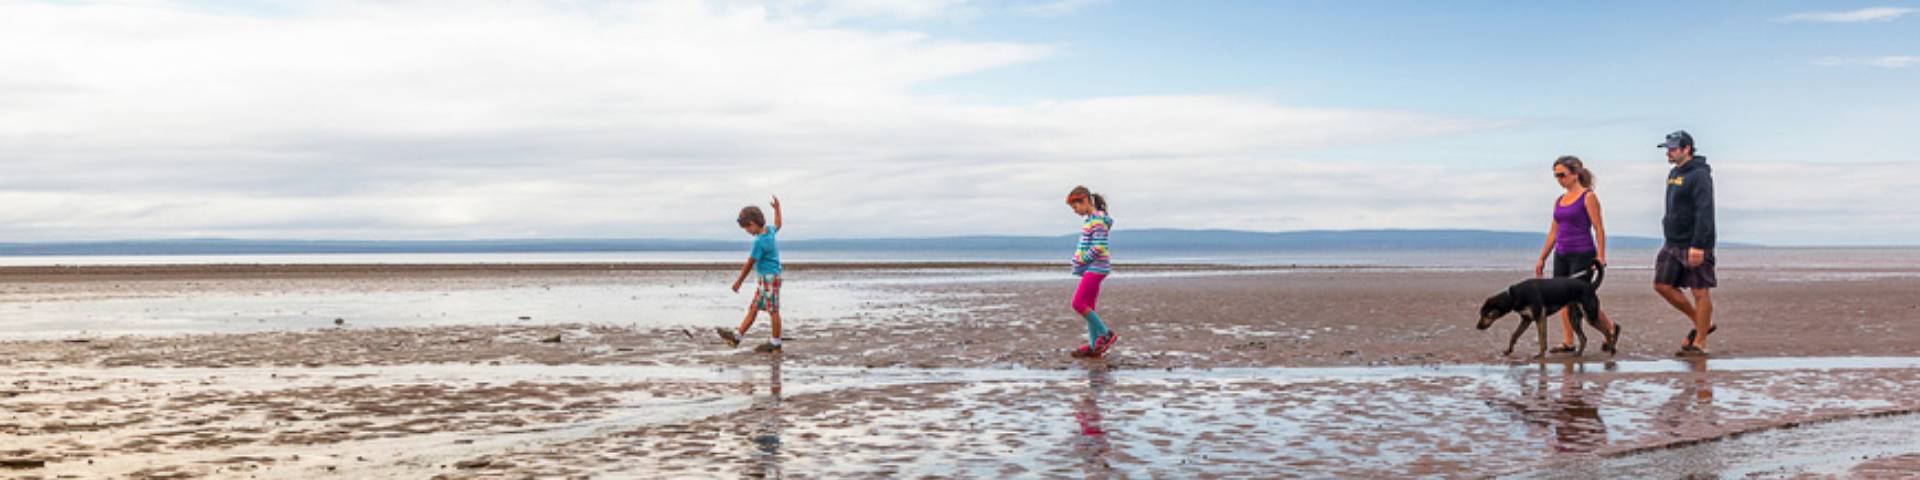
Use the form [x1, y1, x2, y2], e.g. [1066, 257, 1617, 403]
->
[1668, 177, 1684, 186]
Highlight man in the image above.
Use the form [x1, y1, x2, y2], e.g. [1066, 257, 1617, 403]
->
[1653, 130, 1717, 356]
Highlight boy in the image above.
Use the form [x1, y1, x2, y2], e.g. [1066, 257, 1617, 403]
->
[718, 195, 783, 353]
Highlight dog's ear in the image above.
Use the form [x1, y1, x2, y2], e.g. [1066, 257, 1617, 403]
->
[1477, 293, 1510, 329]
[1485, 291, 1513, 310]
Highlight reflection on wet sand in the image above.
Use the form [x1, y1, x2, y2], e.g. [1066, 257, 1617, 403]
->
[1073, 366, 1113, 477]
[6, 263, 1920, 477]
[745, 356, 785, 478]
[10, 357, 1920, 478]
[1492, 361, 1612, 454]
[1534, 357, 1920, 478]
[1648, 357, 1726, 475]
[1656, 358, 1718, 435]
[1540, 362, 1609, 453]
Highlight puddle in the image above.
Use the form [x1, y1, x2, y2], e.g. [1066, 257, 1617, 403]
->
[8, 357, 1920, 477]
[1515, 411, 1920, 479]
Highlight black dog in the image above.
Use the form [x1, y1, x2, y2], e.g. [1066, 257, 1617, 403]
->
[1477, 265, 1620, 357]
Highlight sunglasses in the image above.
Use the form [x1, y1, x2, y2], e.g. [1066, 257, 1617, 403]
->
[1553, 172, 1569, 178]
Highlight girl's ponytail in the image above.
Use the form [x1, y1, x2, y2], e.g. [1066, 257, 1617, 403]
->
[1067, 185, 1108, 213]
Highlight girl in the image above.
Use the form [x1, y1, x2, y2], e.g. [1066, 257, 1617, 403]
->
[1066, 186, 1118, 358]
[1534, 156, 1621, 354]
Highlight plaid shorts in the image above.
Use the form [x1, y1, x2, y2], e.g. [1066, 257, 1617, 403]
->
[752, 274, 781, 312]
[1653, 245, 1717, 290]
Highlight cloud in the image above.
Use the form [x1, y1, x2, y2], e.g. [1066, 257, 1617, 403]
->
[1777, 7, 1914, 23]
[765, 0, 974, 22]
[761, 0, 1107, 22]
[1709, 161, 1920, 246]
[0, 0, 1496, 241]
[1011, 0, 1108, 17]
[1813, 55, 1920, 68]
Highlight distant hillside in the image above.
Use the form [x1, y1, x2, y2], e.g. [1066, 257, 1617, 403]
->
[0, 239, 734, 256]
[1112, 229, 1687, 250]
[0, 229, 1736, 256]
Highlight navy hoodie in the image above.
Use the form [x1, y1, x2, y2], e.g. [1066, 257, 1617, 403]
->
[1663, 156, 1715, 249]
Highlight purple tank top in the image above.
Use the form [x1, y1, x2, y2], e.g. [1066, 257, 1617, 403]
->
[1553, 191, 1596, 254]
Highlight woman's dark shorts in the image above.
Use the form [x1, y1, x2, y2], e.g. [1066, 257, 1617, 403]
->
[1553, 251, 1598, 279]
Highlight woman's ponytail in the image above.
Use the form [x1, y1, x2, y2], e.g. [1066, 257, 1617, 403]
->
[1555, 155, 1595, 189]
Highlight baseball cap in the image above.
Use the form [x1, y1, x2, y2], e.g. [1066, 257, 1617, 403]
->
[1658, 130, 1694, 150]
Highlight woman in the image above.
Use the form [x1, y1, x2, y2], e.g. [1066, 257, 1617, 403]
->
[1534, 155, 1620, 354]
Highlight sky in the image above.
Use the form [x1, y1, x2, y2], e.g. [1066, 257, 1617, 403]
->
[0, 0, 1915, 246]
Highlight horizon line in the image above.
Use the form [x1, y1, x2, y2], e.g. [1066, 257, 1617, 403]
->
[0, 227, 1874, 249]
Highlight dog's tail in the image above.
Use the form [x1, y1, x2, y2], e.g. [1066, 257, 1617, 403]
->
[1574, 264, 1606, 288]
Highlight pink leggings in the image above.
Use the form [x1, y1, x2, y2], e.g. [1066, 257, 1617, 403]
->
[1072, 272, 1105, 314]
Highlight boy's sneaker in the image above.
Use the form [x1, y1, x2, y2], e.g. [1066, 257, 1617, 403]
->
[755, 342, 782, 354]
[1070, 344, 1095, 358]
[716, 327, 741, 348]
[1092, 332, 1118, 357]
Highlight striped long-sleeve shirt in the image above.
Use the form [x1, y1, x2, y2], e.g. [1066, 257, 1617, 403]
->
[1072, 211, 1113, 275]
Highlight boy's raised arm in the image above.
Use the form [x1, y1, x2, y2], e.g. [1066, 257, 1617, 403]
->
[771, 195, 783, 231]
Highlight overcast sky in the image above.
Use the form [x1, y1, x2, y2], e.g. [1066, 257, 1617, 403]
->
[1, 0, 1915, 245]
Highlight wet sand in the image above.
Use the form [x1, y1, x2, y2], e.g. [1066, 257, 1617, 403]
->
[4, 263, 1920, 478]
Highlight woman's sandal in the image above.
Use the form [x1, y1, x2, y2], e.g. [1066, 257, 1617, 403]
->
[1548, 344, 1578, 354]
[1675, 344, 1709, 357]
[1681, 325, 1719, 348]
[1602, 323, 1623, 356]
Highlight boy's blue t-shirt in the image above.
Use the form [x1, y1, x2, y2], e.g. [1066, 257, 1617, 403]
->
[750, 227, 781, 275]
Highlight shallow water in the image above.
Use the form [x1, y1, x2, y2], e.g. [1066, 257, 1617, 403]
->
[0, 267, 1337, 340]
[4, 246, 1915, 271]
[7, 356, 1920, 477]
[0, 275, 918, 340]
[1518, 411, 1920, 478]
[8, 247, 1914, 341]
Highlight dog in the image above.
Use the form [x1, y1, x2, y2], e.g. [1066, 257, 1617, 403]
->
[1476, 265, 1620, 358]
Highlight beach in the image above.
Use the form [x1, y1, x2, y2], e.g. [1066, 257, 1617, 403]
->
[5, 260, 1920, 478]
[14, 1, 1915, 477]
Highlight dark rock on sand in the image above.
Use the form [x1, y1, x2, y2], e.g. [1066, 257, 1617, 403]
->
[0, 458, 47, 469]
